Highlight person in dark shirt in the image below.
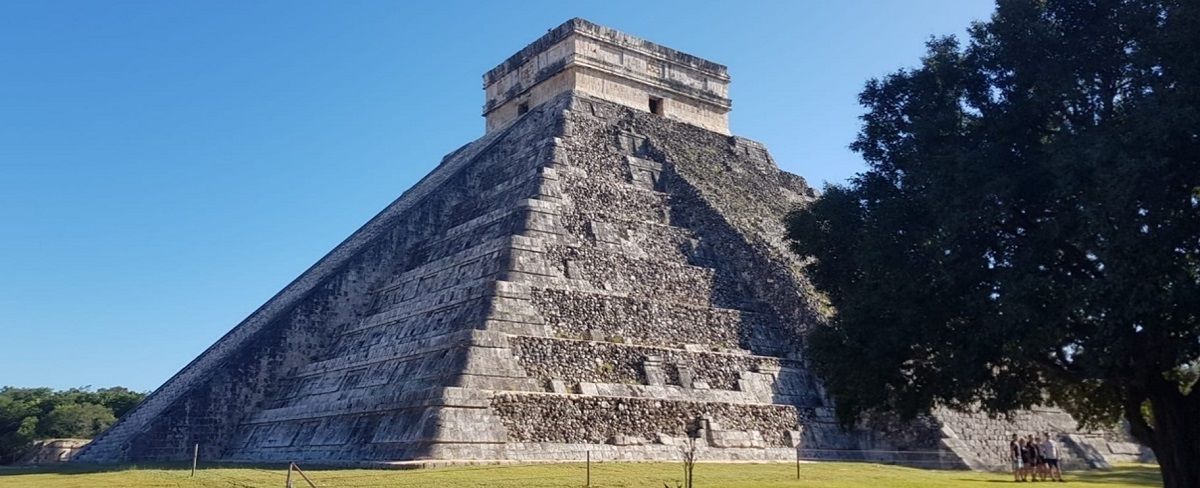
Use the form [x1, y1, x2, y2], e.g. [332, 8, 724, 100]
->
[1031, 435, 1045, 480]
[1020, 436, 1037, 481]
[1009, 434, 1023, 481]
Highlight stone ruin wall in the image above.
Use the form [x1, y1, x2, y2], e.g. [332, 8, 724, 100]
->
[935, 408, 1150, 470]
[19, 439, 90, 465]
[484, 18, 731, 134]
[77, 88, 1144, 468]
[510, 336, 791, 392]
[217, 101, 569, 463]
[467, 93, 933, 462]
[76, 97, 566, 464]
[470, 93, 1138, 467]
[76, 17, 911, 466]
[491, 394, 803, 447]
[78, 236, 397, 463]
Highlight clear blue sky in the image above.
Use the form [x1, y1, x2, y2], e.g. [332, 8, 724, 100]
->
[0, 1, 995, 392]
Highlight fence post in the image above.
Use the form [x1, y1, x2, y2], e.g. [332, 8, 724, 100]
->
[286, 462, 293, 488]
[292, 462, 318, 488]
[795, 447, 800, 480]
[191, 443, 198, 477]
[586, 450, 591, 487]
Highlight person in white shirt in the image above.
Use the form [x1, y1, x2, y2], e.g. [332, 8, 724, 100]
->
[1041, 432, 1064, 482]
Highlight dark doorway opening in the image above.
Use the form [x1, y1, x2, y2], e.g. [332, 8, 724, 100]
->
[649, 97, 664, 115]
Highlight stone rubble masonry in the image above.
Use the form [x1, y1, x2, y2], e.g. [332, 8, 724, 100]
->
[75, 19, 1145, 469]
[490, 392, 802, 447]
[509, 335, 799, 393]
[529, 287, 749, 348]
[934, 408, 1149, 471]
[19, 439, 89, 464]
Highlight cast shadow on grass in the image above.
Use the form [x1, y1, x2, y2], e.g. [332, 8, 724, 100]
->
[955, 464, 1161, 486]
[0, 462, 336, 477]
[1066, 464, 1163, 486]
[0, 464, 128, 476]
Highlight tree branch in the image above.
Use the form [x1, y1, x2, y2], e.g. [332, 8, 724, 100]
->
[1122, 391, 1156, 448]
[1033, 354, 1086, 383]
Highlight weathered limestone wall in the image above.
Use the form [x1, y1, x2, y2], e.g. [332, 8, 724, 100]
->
[216, 100, 566, 463]
[79, 87, 1140, 469]
[935, 408, 1152, 471]
[464, 92, 1137, 468]
[73, 100, 530, 463]
[79, 217, 407, 462]
[19, 439, 89, 464]
[483, 18, 731, 134]
[491, 393, 803, 447]
[529, 289, 754, 348]
[124, 278, 360, 462]
[572, 67, 730, 134]
[76, 89, 566, 464]
[465, 92, 937, 464]
[510, 336, 795, 392]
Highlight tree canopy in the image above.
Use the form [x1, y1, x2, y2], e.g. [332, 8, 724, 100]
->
[0, 386, 146, 464]
[787, 1, 1198, 486]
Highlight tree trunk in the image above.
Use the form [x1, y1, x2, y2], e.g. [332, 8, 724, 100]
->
[1146, 391, 1200, 488]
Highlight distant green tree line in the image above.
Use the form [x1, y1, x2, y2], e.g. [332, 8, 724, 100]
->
[0, 386, 146, 464]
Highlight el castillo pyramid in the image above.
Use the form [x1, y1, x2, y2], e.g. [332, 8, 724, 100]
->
[76, 18, 1145, 469]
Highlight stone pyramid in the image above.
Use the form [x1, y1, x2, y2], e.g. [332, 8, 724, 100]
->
[76, 18, 1139, 468]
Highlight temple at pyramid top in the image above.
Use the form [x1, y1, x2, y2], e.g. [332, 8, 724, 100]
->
[483, 18, 732, 134]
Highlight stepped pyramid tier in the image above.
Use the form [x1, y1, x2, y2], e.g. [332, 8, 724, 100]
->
[76, 18, 1144, 467]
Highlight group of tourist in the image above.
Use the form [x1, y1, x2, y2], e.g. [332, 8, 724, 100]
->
[1009, 433, 1065, 482]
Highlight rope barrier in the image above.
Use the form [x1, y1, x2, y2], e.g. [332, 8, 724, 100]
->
[83, 448, 980, 487]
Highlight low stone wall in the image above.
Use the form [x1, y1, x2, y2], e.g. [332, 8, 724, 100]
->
[934, 408, 1144, 470]
[491, 393, 802, 447]
[19, 439, 90, 464]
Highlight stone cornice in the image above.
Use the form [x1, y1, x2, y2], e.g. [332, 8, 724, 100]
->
[482, 54, 733, 116]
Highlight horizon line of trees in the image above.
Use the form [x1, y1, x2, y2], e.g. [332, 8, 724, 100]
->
[0, 386, 146, 464]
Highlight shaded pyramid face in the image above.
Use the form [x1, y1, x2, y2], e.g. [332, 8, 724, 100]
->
[77, 92, 853, 464]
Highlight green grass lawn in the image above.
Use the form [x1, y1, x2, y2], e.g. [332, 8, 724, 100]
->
[0, 462, 1162, 488]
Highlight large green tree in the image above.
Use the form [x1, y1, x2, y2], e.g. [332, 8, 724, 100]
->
[787, 1, 1199, 486]
[39, 403, 116, 439]
[0, 387, 146, 464]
